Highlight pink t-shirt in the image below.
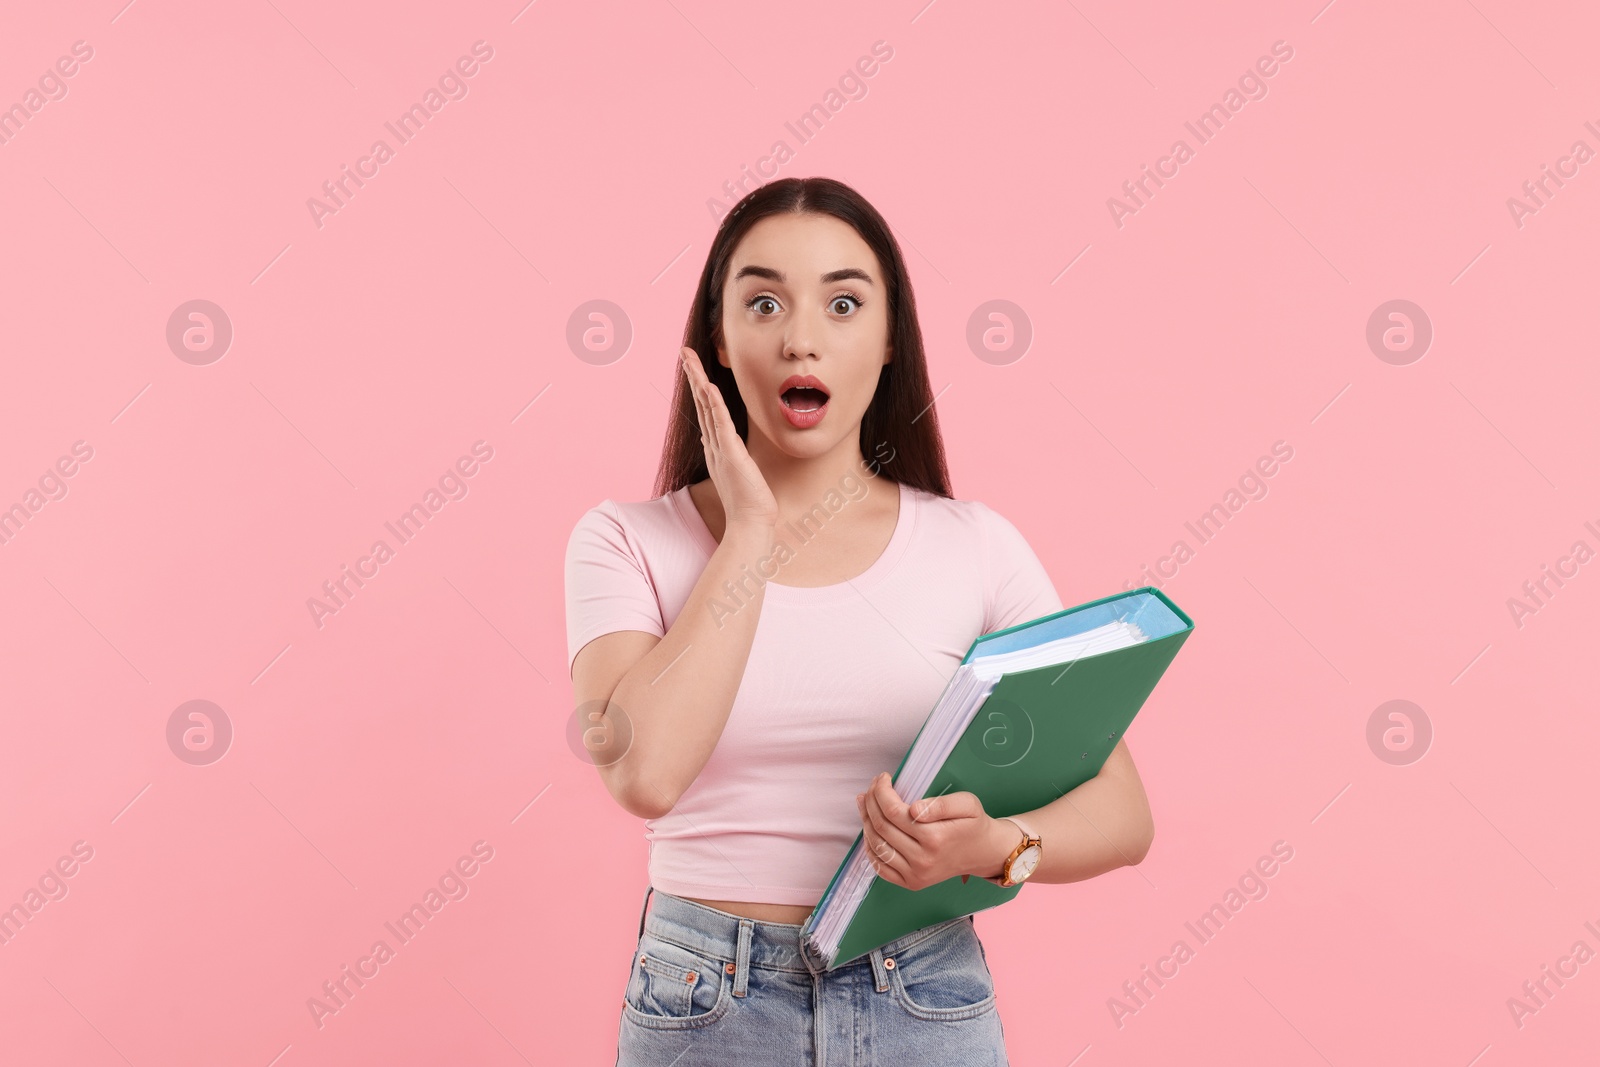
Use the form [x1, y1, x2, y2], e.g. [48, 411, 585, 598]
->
[564, 478, 1064, 905]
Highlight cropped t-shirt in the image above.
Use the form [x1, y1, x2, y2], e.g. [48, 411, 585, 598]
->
[563, 478, 1064, 905]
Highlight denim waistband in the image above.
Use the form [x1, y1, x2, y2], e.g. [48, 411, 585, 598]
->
[635, 885, 970, 974]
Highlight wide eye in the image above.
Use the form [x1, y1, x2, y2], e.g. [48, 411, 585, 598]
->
[831, 292, 863, 316]
[745, 294, 780, 316]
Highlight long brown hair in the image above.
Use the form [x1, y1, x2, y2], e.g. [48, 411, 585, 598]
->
[652, 177, 952, 500]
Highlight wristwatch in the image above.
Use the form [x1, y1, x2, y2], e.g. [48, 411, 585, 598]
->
[985, 815, 1043, 887]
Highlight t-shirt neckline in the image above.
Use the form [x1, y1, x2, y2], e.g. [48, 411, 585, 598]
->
[669, 478, 916, 604]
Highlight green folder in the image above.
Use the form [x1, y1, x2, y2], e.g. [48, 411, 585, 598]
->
[799, 587, 1195, 969]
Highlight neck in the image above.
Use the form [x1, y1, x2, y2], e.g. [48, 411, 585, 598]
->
[744, 429, 876, 519]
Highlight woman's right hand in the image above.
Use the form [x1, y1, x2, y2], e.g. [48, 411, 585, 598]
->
[679, 346, 778, 529]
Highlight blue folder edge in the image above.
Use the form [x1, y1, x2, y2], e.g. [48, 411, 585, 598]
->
[965, 586, 1192, 662]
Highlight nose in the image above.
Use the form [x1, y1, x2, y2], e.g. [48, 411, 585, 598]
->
[783, 304, 826, 361]
[783, 339, 819, 362]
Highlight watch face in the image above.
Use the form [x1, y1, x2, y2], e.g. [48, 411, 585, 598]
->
[1011, 845, 1041, 881]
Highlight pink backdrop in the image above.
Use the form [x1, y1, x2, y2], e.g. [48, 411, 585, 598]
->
[2, 1, 1596, 1064]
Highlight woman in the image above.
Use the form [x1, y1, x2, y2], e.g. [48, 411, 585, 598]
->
[565, 177, 1155, 1065]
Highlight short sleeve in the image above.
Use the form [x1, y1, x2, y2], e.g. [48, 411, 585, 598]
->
[977, 502, 1064, 635]
[564, 501, 665, 677]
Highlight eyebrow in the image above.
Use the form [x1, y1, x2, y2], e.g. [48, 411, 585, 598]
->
[732, 265, 876, 286]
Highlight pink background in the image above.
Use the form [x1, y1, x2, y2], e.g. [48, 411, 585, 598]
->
[2, 1, 1596, 1064]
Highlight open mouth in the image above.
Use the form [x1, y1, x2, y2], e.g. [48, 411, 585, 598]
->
[781, 386, 830, 412]
[779, 374, 831, 414]
[778, 375, 830, 427]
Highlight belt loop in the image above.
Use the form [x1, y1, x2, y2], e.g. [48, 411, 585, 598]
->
[637, 885, 654, 940]
[869, 946, 888, 993]
[732, 919, 754, 997]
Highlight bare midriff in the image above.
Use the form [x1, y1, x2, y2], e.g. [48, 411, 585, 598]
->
[682, 896, 816, 925]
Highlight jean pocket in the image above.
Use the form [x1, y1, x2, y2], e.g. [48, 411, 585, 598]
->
[887, 917, 998, 1022]
[622, 932, 734, 1031]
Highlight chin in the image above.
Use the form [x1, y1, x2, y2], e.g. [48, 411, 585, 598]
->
[780, 436, 845, 459]
[759, 419, 847, 456]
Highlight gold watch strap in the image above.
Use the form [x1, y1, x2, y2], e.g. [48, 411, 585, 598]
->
[1003, 815, 1039, 842]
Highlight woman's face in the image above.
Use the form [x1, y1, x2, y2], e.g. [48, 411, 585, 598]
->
[716, 211, 892, 463]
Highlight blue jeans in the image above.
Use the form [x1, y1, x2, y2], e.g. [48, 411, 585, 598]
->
[616, 886, 1010, 1066]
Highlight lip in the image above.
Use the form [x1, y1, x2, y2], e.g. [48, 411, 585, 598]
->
[778, 374, 830, 430]
[779, 374, 831, 397]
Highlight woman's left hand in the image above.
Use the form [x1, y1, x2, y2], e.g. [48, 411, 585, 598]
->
[856, 771, 1004, 891]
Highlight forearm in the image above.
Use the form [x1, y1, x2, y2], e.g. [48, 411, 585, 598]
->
[606, 521, 775, 815]
[978, 739, 1154, 884]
